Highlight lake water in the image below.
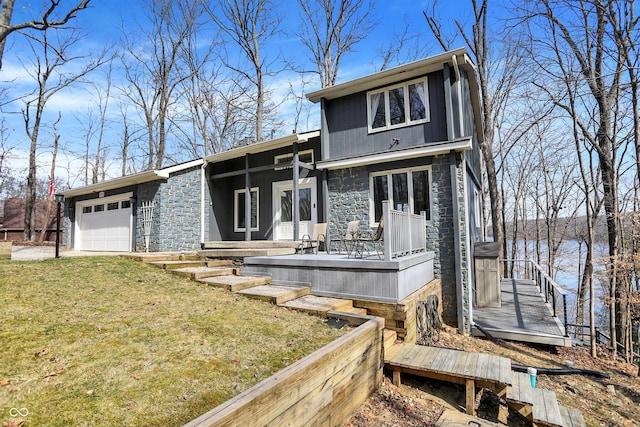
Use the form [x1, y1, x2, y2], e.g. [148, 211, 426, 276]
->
[505, 239, 609, 327]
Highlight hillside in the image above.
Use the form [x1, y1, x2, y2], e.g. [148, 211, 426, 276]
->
[344, 325, 640, 426]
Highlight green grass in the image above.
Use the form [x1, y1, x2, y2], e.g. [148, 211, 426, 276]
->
[0, 257, 348, 426]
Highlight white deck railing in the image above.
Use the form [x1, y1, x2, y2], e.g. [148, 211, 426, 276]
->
[382, 200, 427, 261]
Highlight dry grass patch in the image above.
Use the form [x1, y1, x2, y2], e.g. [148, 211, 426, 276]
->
[0, 257, 348, 426]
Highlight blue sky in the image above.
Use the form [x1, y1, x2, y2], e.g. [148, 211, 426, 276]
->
[1, 0, 473, 190]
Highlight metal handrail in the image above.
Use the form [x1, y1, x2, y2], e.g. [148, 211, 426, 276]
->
[500, 258, 569, 337]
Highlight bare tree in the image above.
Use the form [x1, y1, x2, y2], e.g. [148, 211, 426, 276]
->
[425, 0, 525, 273]
[376, 17, 430, 71]
[20, 28, 106, 241]
[296, 0, 375, 87]
[207, 0, 281, 143]
[38, 113, 60, 242]
[525, 0, 630, 356]
[0, 0, 91, 69]
[121, 0, 205, 169]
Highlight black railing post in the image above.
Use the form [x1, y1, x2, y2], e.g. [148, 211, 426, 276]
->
[563, 294, 568, 337]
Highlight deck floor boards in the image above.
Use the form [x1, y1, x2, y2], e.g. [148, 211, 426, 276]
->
[473, 279, 569, 346]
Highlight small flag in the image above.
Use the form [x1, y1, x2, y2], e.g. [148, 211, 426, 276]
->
[48, 177, 56, 198]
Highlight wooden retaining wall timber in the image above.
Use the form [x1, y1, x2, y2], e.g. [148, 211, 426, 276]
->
[183, 316, 385, 427]
[353, 279, 442, 343]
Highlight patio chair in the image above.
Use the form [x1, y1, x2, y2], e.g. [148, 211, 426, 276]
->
[297, 223, 327, 254]
[350, 217, 384, 259]
[328, 220, 360, 255]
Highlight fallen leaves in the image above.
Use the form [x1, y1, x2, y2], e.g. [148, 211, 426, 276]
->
[2, 419, 24, 427]
[0, 378, 10, 386]
[34, 349, 48, 358]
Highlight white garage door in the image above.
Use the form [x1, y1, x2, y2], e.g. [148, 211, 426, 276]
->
[77, 195, 133, 252]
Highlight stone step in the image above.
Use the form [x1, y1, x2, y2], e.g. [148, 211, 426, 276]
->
[235, 283, 311, 304]
[122, 253, 201, 262]
[559, 405, 586, 427]
[171, 266, 236, 280]
[198, 275, 271, 291]
[149, 260, 207, 270]
[205, 259, 235, 267]
[280, 295, 354, 317]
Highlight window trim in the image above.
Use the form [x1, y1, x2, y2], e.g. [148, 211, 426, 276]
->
[234, 187, 259, 232]
[274, 149, 314, 170]
[368, 166, 432, 227]
[366, 77, 430, 133]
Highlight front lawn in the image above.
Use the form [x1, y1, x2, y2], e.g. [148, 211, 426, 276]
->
[0, 257, 348, 426]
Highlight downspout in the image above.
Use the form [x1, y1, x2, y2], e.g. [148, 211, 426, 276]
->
[451, 151, 465, 334]
[455, 55, 474, 331]
[200, 160, 208, 247]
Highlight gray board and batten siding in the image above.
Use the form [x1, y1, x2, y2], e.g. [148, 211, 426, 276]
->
[321, 70, 448, 161]
[207, 137, 324, 241]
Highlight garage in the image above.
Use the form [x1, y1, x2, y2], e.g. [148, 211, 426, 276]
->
[76, 194, 133, 251]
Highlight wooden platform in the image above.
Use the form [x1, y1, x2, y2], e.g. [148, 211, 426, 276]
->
[473, 279, 571, 347]
[387, 344, 511, 416]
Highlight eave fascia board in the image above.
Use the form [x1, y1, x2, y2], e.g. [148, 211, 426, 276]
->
[61, 159, 206, 198]
[315, 137, 472, 171]
[61, 170, 169, 198]
[306, 48, 468, 103]
[204, 131, 320, 164]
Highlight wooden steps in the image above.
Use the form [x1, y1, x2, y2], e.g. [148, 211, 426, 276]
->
[199, 275, 272, 291]
[387, 344, 511, 416]
[236, 283, 311, 304]
[149, 260, 205, 269]
[507, 371, 585, 427]
[559, 405, 586, 427]
[171, 266, 237, 280]
[281, 295, 354, 317]
[436, 409, 502, 426]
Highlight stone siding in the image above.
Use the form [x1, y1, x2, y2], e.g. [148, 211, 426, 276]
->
[135, 181, 162, 252]
[158, 166, 206, 252]
[327, 154, 461, 325]
[134, 166, 207, 253]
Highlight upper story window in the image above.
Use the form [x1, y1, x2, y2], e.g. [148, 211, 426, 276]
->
[367, 78, 429, 133]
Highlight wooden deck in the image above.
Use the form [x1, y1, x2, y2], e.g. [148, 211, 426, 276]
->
[472, 279, 571, 347]
[387, 344, 511, 416]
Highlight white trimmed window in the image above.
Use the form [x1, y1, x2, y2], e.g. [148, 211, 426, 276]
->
[367, 77, 429, 133]
[234, 188, 259, 232]
[369, 167, 431, 225]
[274, 150, 314, 170]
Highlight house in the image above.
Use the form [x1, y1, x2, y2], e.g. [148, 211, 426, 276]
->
[61, 48, 484, 333]
[1, 198, 64, 242]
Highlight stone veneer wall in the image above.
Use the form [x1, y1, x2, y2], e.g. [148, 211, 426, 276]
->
[135, 166, 207, 253]
[157, 166, 208, 252]
[136, 181, 162, 252]
[327, 154, 460, 325]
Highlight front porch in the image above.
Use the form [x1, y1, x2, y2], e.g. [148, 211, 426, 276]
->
[472, 277, 572, 347]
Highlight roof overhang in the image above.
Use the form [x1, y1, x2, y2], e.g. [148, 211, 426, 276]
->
[204, 131, 320, 164]
[307, 48, 469, 103]
[316, 137, 472, 170]
[61, 159, 204, 198]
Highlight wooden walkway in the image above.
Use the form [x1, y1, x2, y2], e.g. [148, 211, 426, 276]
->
[387, 344, 511, 416]
[387, 344, 586, 426]
[473, 279, 571, 347]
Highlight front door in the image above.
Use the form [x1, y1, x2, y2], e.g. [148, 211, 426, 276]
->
[273, 178, 317, 240]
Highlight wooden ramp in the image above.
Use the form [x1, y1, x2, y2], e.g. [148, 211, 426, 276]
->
[473, 279, 571, 347]
[387, 344, 511, 416]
